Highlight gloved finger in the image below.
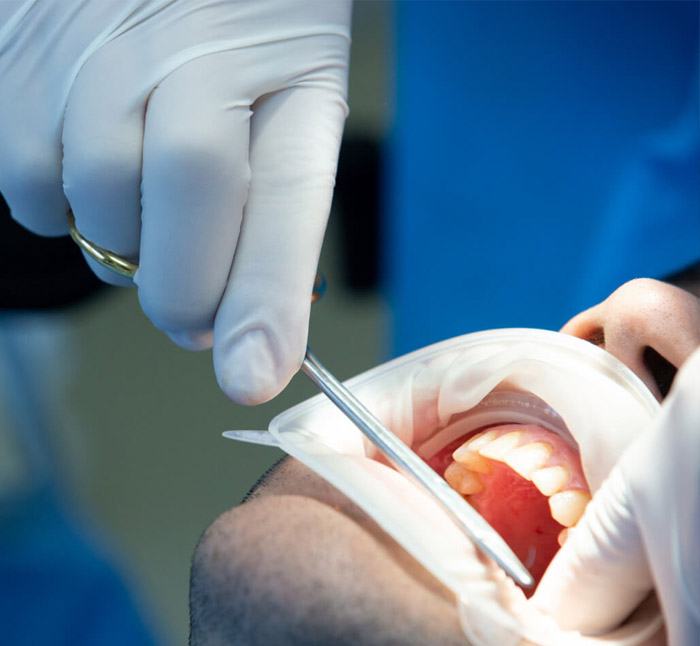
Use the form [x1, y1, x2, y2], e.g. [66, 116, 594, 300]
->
[531, 465, 652, 634]
[213, 82, 348, 404]
[136, 54, 253, 346]
[62, 40, 147, 287]
[0, 0, 113, 236]
[0, 64, 68, 236]
[534, 349, 700, 640]
[0, 127, 69, 237]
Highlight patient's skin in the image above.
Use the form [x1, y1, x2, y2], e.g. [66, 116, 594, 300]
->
[189, 277, 700, 646]
[561, 278, 700, 399]
[190, 459, 466, 645]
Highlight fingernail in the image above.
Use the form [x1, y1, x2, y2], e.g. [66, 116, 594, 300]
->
[218, 329, 283, 405]
[167, 330, 214, 351]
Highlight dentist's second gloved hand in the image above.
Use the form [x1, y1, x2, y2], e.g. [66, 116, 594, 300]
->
[533, 347, 700, 646]
[0, 0, 351, 404]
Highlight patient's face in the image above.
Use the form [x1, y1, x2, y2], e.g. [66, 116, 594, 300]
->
[189, 277, 700, 646]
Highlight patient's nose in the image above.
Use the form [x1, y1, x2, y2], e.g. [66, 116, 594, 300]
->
[560, 278, 700, 399]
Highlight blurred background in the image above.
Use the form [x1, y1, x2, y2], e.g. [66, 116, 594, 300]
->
[1, 1, 697, 644]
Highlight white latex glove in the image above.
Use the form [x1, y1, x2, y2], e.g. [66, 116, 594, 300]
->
[0, 0, 351, 404]
[533, 346, 700, 646]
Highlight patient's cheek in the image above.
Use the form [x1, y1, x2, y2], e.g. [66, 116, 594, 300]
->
[427, 424, 590, 594]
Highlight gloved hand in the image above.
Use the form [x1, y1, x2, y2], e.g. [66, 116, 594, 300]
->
[534, 279, 700, 645]
[0, 0, 351, 404]
[532, 347, 700, 646]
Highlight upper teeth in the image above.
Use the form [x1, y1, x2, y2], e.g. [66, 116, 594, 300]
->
[460, 429, 498, 452]
[477, 431, 522, 460]
[503, 442, 552, 478]
[530, 465, 569, 496]
[444, 461, 484, 495]
[453, 447, 492, 474]
[548, 490, 591, 527]
[447, 429, 591, 529]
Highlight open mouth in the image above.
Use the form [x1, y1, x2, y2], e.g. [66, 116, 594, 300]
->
[262, 329, 665, 646]
[426, 421, 591, 594]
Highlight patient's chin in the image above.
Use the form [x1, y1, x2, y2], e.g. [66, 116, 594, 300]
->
[426, 422, 590, 596]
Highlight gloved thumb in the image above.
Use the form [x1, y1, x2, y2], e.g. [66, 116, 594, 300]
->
[532, 349, 700, 643]
[530, 463, 652, 634]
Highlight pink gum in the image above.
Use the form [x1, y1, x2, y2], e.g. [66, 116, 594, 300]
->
[470, 423, 588, 492]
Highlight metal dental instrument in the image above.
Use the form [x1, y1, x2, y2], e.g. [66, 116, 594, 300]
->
[68, 210, 534, 588]
[301, 348, 533, 589]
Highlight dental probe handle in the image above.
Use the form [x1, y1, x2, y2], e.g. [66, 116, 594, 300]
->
[301, 347, 534, 590]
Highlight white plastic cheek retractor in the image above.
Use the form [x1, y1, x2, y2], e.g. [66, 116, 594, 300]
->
[265, 329, 663, 646]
